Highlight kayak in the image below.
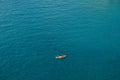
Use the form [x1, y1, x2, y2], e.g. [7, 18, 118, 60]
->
[56, 55, 67, 59]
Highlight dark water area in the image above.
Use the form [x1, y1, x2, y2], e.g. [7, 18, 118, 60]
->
[0, 0, 120, 80]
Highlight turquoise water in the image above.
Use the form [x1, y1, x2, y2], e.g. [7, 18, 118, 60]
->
[0, 0, 120, 80]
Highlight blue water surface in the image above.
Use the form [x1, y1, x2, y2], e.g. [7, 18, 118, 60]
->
[0, 0, 120, 80]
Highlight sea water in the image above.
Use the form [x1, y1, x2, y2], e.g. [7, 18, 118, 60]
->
[0, 0, 120, 80]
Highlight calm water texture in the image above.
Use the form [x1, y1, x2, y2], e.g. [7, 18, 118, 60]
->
[0, 0, 120, 80]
